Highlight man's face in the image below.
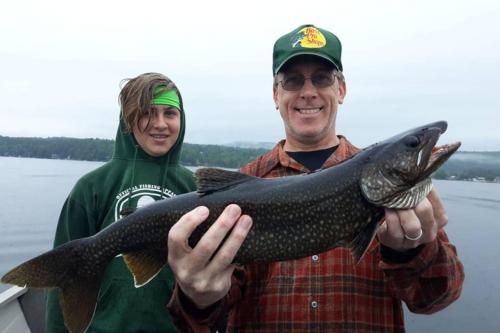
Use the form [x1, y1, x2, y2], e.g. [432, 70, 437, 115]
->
[273, 57, 346, 150]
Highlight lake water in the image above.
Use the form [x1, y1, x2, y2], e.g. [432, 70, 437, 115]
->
[0, 156, 499, 332]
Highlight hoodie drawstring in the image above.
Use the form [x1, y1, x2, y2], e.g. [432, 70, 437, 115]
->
[159, 153, 171, 199]
[120, 145, 138, 216]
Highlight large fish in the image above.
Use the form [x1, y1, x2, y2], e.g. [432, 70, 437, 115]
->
[2, 121, 460, 333]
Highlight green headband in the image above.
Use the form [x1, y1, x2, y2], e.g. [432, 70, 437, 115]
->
[152, 86, 180, 109]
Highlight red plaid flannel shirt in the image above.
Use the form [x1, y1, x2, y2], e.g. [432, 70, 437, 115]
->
[168, 136, 464, 333]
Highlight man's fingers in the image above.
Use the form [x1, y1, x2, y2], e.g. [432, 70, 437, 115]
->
[167, 205, 247, 309]
[168, 206, 210, 256]
[380, 196, 443, 250]
[384, 208, 404, 239]
[397, 209, 422, 240]
[427, 188, 448, 228]
[191, 204, 243, 262]
[378, 209, 403, 248]
[208, 215, 253, 272]
[414, 198, 435, 231]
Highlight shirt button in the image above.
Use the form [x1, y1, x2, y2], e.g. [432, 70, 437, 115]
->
[311, 301, 318, 308]
[312, 255, 319, 261]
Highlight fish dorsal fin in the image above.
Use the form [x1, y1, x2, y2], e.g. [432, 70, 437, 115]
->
[123, 246, 167, 287]
[195, 167, 257, 195]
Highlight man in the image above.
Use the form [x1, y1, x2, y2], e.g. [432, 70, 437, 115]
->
[167, 24, 464, 333]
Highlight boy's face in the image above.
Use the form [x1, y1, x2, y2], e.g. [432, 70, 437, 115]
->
[133, 105, 181, 157]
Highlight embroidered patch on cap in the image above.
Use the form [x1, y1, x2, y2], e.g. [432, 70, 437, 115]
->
[291, 26, 326, 48]
[272, 24, 343, 73]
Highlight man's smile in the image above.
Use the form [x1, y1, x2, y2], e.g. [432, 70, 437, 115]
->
[294, 107, 323, 114]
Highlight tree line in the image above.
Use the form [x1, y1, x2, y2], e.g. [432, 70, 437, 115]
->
[432, 156, 500, 182]
[0, 135, 269, 169]
[1, 135, 499, 180]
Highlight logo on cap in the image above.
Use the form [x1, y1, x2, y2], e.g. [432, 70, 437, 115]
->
[291, 26, 326, 49]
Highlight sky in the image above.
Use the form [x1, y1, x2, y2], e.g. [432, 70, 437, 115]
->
[1, 0, 499, 151]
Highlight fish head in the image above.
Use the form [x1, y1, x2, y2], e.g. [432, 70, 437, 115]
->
[360, 121, 461, 208]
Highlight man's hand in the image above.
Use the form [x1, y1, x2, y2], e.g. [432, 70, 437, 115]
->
[167, 204, 252, 308]
[377, 188, 447, 251]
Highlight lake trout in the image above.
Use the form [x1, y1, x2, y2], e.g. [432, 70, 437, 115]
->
[1, 121, 460, 333]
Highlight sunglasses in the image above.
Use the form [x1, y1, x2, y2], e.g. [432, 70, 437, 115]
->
[278, 71, 337, 91]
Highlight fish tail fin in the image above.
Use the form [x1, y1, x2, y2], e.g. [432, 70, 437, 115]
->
[1, 239, 109, 333]
[349, 215, 381, 264]
[59, 275, 102, 333]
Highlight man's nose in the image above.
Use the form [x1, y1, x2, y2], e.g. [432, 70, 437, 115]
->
[300, 77, 318, 98]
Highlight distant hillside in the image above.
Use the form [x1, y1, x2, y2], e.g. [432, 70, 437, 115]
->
[1, 135, 499, 180]
[0, 135, 268, 169]
[181, 143, 268, 168]
[224, 141, 276, 149]
[449, 151, 500, 165]
[434, 151, 500, 181]
[0, 136, 114, 161]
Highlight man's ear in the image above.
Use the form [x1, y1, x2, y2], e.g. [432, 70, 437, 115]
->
[273, 83, 279, 110]
[338, 80, 347, 105]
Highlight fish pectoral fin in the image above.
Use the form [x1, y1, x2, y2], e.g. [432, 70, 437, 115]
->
[123, 247, 167, 287]
[349, 214, 382, 264]
[195, 167, 257, 195]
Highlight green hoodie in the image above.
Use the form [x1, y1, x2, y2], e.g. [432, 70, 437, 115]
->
[45, 97, 195, 333]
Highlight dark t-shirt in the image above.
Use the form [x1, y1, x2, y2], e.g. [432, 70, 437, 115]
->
[286, 145, 338, 171]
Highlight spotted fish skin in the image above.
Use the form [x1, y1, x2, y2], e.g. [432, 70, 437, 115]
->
[105, 158, 382, 265]
[1, 121, 460, 333]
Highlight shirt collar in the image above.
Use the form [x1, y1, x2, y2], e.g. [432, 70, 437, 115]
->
[260, 135, 359, 176]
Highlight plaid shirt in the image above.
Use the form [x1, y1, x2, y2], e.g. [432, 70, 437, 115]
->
[168, 137, 464, 333]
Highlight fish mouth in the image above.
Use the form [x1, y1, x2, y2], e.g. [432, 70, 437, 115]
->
[422, 123, 461, 176]
[407, 121, 460, 179]
[427, 142, 461, 171]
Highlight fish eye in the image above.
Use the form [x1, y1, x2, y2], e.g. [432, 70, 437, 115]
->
[404, 135, 420, 148]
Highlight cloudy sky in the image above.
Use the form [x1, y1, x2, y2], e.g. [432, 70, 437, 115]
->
[1, 0, 499, 150]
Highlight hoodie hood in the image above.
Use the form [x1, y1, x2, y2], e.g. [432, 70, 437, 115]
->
[112, 92, 186, 165]
[108, 90, 193, 216]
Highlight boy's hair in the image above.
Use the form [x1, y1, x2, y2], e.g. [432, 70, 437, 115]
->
[119, 72, 179, 132]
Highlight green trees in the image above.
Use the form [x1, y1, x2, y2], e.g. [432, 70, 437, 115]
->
[0, 136, 114, 161]
[1, 135, 499, 178]
[0, 136, 268, 168]
[181, 143, 268, 168]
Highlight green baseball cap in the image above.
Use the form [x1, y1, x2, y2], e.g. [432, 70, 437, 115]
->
[273, 24, 343, 74]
